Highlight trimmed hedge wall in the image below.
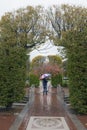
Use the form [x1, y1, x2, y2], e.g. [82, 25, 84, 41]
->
[63, 28, 87, 114]
[0, 46, 26, 108]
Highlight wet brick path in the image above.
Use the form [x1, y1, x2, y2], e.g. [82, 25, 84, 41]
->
[19, 88, 77, 130]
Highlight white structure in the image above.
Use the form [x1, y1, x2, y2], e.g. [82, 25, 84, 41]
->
[27, 40, 64, 61]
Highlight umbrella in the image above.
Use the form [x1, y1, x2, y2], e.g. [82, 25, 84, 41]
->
[40, 73, 51, 79]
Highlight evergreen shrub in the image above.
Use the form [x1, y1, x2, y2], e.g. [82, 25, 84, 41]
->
[51, 74, 62, 87]
[29, 73, 39, 87]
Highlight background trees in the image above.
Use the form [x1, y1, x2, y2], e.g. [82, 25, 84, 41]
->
[30, 55, 62, 75]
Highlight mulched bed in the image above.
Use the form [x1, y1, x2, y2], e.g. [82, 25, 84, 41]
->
[0, 107, 24, 130]
[0, 113, 15, 130]
[77, 115, 87, 129]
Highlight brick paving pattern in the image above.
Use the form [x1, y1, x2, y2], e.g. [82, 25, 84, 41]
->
[19, 88, 77, 130]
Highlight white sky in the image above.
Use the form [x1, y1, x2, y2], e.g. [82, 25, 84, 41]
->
[0, 0, 87, 18]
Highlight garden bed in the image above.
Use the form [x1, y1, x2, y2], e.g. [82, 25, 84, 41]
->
[0, 106, 24, 130]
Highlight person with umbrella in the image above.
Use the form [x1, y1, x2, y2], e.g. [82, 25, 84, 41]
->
[40, 73, 51, 95]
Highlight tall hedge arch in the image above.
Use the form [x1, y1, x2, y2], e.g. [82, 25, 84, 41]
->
[63, 28, 87, 114]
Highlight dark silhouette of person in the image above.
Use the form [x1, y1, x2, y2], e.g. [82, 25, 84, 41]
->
[42, 78, 48, 95]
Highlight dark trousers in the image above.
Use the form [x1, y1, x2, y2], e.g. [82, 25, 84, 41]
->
[43, 86, 47, 94]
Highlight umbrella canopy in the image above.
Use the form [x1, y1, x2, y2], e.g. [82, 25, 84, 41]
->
[40, 73, 51, 79]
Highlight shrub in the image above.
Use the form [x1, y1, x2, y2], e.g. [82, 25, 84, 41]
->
[29, 73, 39, 87]
[62, 78, 69, 87]
[51, 74, 62, 87]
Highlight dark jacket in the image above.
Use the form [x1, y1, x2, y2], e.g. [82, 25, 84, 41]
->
[42, 78, 48, 88]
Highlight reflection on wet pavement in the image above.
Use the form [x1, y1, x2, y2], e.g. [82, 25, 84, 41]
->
[40, 92, 52, 111]
[19, 88, 77, 130]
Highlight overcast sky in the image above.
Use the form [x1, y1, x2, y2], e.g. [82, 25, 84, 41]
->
[0, 0, 87, 18]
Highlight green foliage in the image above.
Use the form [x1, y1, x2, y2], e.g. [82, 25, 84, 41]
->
[62, 79, 69, 87]
[31, 55, 44, 66]
[30, 55, 45, 75]
[51, 74, 62, 87]
[0, 46, 27, 107]
[48, 55, 62, 65]
[29, 73, 39, 87]
[63, 27, 87, 114]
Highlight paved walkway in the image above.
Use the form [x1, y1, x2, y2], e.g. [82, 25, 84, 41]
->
[10, 87, 86, 130]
